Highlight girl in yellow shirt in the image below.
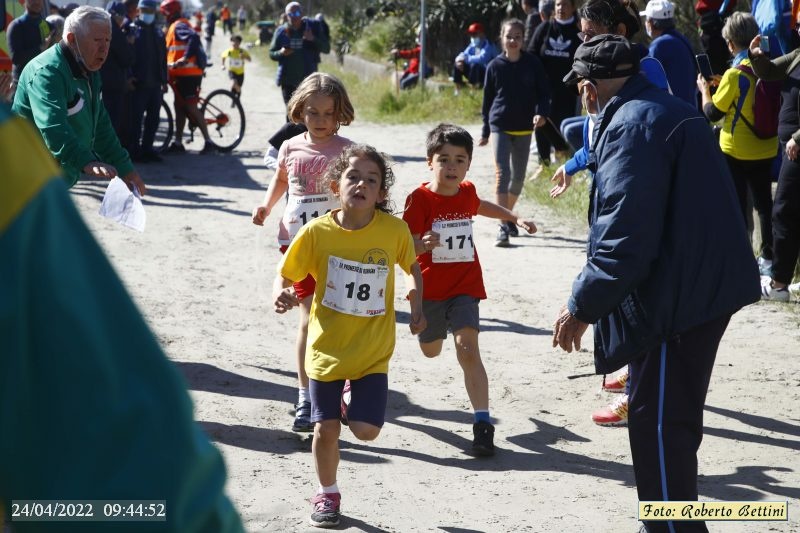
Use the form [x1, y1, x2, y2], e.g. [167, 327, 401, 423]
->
[274, 144, 426, 528]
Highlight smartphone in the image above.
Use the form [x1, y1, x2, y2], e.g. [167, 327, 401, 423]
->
[695, 53, 714, 81]
[760, 35, 771, 53]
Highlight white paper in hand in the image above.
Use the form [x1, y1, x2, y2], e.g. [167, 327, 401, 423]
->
[99, 177, 146, 232]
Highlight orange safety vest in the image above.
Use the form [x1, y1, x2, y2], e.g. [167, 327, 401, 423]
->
[166, 18, 203, 77]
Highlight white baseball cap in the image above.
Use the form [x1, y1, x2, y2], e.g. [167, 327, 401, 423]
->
[640, 0, 674, 20]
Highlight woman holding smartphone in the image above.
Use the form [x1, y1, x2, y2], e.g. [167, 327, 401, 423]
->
[697, 12, 777, 279]
[747, 17, 800, 302]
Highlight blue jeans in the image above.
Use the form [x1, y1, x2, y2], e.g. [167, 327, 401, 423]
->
[560, 115, 585, 151]
[491, 132, 531, 196]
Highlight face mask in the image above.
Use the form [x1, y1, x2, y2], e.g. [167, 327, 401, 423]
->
[72, 38, 87, 68]
[140, 12, 155, 24]
[470, 36, 481, 46]
[581, 80, 598, 120]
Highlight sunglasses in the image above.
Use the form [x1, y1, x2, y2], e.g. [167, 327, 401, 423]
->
[288, 10, 301, 17]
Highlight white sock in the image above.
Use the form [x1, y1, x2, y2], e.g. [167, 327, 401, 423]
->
[318, 482, 339, 494]
[298, 387, 310, 404]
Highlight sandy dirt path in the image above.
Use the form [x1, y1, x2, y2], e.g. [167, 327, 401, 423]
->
[69, 53, 800, 532]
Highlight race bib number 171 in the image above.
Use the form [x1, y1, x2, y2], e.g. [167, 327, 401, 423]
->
[431, 218, 474, 263]
[322, 256, 389, 316]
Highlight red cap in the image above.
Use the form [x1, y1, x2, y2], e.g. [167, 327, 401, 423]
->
[467, 22, 484, 34]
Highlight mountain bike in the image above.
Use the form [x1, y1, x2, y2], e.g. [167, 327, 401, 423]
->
[155, 85, 246, 153]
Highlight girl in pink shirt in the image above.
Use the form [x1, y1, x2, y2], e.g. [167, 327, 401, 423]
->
[252, 72, 355, 433]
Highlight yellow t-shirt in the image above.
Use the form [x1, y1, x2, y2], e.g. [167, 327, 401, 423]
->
[279, 210, 417, 382]
[712, 59, 778, 160]
[220, 48, 250, 75]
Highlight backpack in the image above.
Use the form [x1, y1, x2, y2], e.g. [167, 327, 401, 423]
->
[734, 64, 781, 139]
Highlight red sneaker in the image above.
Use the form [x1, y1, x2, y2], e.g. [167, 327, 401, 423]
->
[602, 370, 629, 393]
[591, 394, 629, 427]
[340, 380, 351, 426]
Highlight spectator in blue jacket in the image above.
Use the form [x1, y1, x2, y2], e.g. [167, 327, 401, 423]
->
[452, 22, 498, 92]
[554, 35, 760, 533]
[7, 0, 51, 93]
[269, 1, 330, 105]
[129, 0, 168, 162]
[100, 1, 136, 145]
[641, 0, 698, 106]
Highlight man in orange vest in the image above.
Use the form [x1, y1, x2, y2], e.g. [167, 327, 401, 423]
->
[160, 0, 214, 153]
[220, 4, 231, 35]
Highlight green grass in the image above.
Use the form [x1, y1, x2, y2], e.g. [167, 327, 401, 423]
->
[522, 160, 591, 228]
[247, 44, 483, 124]
[318, 62, 483, 124]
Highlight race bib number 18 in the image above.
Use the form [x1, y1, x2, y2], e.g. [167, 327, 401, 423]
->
[431, 218, 475, 263]
[322, 256, 389, 316]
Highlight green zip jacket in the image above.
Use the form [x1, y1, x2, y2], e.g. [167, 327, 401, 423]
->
[12, 42, 134, 187]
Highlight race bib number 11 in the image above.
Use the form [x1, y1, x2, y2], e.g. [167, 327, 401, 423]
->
[322, 256, 389, 316]
[283, 193, 336, 240]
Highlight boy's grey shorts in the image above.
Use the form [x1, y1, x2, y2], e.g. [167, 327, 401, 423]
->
[418, 295, 480, 343]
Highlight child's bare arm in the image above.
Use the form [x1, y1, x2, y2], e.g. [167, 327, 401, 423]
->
[477, 199, 537, 234]
[412, 231, 440, 255]
[405, 263, 427, 335]
[252, 166, 289, 225]
[273, 274, 300, 313]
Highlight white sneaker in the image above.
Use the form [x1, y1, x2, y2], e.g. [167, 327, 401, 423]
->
[760, 277, 790, 302]
[757, 256, 773, 276]
[263, 146, 279, 170]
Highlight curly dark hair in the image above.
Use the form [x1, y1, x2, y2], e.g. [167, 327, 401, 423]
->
[323, 144, 396, 214]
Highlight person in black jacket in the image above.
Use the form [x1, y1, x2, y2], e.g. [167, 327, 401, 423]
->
[529, 0, 581, 177]
[100, 1, 135, 145]
[6, 0, 50, 93]
[128, 0, 168, 162]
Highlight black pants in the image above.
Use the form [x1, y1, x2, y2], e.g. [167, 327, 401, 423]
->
[281, 83, 298, 106]
[130, 86, 163, 156]
[771, 153, 800, 283]
[628, 314, 731, 533]
[452, 63, 486, 87]
[724, 154, 775, 260]
[102, 89, 128, 147]
[535, 87, 576, 162]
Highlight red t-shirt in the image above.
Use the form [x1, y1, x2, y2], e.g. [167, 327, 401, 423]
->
[402, 181, 486, 301]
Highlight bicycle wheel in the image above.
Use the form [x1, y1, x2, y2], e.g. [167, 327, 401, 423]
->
[200, 89, 245, 152]
[153, 99, 174, 153]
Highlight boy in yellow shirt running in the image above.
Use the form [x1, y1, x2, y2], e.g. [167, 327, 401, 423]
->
[220, 35, 251, 99]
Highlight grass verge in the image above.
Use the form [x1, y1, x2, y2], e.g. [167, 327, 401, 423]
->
[522, 159, 591, 229]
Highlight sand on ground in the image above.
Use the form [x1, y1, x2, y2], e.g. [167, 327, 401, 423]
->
[70, 52, 800, 532]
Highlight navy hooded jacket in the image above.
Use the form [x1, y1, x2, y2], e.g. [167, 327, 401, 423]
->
[567, 74, 760, 373]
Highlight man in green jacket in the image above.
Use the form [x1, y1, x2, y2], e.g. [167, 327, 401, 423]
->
[12, 5, 146, 194]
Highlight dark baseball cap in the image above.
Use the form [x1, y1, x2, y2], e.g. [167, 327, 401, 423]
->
[563, 34, 640, 86]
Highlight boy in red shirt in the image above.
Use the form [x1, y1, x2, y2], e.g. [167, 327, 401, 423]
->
[402, 123, 537, 456]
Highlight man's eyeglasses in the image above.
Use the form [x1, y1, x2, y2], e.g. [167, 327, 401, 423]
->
[288, 9, 301, 17]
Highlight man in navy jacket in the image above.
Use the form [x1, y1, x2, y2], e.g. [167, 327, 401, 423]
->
[553, 35, 759, 533]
